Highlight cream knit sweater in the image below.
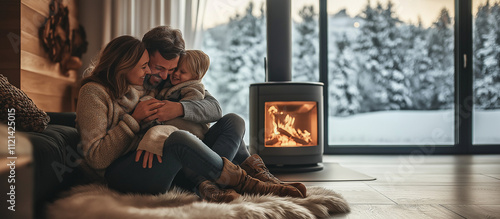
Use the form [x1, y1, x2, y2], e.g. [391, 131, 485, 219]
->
[76, 82, 142, 177]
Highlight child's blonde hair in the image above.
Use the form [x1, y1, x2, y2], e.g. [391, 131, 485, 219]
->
[177, 50, 210, 80]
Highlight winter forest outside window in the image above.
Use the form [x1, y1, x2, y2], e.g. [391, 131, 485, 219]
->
[201, 0, 500, 148]
[473, 0, 500, 144]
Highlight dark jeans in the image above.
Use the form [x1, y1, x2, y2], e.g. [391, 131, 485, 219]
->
[105, 113, 250, 194]
[172, 113, 250, 191]
[203, 113, 249, 163]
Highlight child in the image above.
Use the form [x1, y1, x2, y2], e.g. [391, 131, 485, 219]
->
[137, 50, 210, 156]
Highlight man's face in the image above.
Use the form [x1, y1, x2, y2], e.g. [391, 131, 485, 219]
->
[148, 50, 180, 80]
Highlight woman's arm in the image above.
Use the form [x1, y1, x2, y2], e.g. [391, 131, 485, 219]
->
[76, 83, 140, 170]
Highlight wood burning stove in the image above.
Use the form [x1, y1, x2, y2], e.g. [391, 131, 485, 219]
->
[248, 0, 323, 172]
[249, 82, 324, 172]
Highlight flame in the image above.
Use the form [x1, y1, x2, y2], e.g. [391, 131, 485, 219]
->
[266, 105, 313, 147]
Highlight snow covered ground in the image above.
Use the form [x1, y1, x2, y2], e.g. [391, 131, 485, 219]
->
[328, 109, 500, 145]
[473, 110, 500, 144]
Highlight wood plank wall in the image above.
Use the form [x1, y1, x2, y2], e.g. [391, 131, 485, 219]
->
[20, 0, 80, 112]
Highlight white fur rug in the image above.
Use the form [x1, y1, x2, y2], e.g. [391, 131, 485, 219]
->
[47, 184, 350, 219]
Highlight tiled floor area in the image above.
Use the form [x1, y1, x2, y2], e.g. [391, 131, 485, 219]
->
[306, 155, 500, 218]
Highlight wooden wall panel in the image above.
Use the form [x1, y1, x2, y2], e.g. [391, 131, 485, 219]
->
[21, 30, 46, 57]
[20, 0, 80, 112]
[23, 92, 71, 113]
[20, 50, 77, 81]
[20, 3, 46, 41]
[20, 70, 73, 97]
[21, 0, 51, 17]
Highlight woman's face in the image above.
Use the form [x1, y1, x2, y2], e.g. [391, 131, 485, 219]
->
[170, 62, 196, 86]
[126, 51, 151, 86]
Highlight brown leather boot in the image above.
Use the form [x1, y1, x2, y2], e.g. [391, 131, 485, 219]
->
[198, 180, 240, 203]
[215, 157, 304, 198]
[240, 154, 307, 196]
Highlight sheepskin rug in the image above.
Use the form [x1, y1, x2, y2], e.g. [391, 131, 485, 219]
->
[47, 184, 350, 219]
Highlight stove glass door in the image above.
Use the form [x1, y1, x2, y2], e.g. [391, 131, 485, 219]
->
[264, 101, 318, 147]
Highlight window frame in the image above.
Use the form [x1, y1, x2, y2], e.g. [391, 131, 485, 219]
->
[320, 0, 500, 154]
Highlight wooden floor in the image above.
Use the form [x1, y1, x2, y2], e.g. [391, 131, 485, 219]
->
[307, 155, 500, 219]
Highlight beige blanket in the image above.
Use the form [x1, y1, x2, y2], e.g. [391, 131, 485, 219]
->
[47, 184, 350, 219]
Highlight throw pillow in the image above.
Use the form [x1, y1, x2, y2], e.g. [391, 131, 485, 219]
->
[0, 74, 50, 132]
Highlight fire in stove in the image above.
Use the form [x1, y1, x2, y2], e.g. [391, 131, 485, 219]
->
[264, 101, 318, 147]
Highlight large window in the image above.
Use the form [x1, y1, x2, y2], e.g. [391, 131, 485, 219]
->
[202, 0, 499, 153]
[202, 0, 323, 143]
[327, 0, 455, 146]
[202, 0, 266, 143]
[472, 0, 500, 144]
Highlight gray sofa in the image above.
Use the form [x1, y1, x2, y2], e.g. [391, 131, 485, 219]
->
[0, 112, 86, 219]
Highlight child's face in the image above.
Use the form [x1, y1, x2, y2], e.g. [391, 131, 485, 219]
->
[170, 63, 196, 86]
[126, 51, 151, 86]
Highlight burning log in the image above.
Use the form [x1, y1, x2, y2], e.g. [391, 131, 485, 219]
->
[265, 137, 279, 145]
[292, 136, 309, 145]
[276, 128, 310, 146]
[277, 128, 292, 137]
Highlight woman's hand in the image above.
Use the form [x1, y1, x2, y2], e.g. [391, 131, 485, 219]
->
[135, 150, 163, 168]
[131, 99, 165, 123]
[143, 100, 184, 123]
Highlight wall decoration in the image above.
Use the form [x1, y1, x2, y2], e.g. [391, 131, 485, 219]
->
[39, 0, 88, 75]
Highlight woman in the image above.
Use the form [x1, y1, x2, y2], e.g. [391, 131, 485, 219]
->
[76, 35, 305, 202]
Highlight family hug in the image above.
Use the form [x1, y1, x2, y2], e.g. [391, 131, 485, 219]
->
[75, 26, 307, 202]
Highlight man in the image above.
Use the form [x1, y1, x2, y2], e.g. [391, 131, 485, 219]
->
[139, 26, 249, 163]
[138, 26, 249, 201]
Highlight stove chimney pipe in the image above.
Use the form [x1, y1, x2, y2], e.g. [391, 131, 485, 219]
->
[266, 0, 292, 82]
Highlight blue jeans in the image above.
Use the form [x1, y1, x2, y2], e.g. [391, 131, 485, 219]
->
[105, 113, 249, 194]
[172, 113, 250, 191]
[105, 130, 224, 194]
[203, 113, 249, 163]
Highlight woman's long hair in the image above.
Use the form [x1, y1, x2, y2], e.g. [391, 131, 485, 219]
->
[81, 35, 146, 99]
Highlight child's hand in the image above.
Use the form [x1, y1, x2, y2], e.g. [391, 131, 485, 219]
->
[132, 99, 164, 123]
[135, 149, 163, 168]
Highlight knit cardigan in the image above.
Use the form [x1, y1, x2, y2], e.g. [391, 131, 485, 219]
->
[76, 82, 142, 177]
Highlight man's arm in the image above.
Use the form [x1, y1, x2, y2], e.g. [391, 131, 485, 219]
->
[150, 90, 222, 124]
[181, 90, 222, 123]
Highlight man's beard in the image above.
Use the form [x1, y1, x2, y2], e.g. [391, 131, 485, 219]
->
[143, 74, 165, 90]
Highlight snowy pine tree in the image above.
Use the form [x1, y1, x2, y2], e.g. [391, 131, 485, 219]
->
[354, 0, 388, 112]
[402, 18, 436, 110]
[218, 2, 266, 117]
[202, 30, 225, 98]
[474, 0, 500, 109]
[426, 8, 455, 110]
[292, 5, 319, 82]
[354, 0, 411, 111]
[330, 33, 361, 116]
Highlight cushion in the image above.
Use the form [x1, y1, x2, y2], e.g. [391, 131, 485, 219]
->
[0, 74, 50, 132]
